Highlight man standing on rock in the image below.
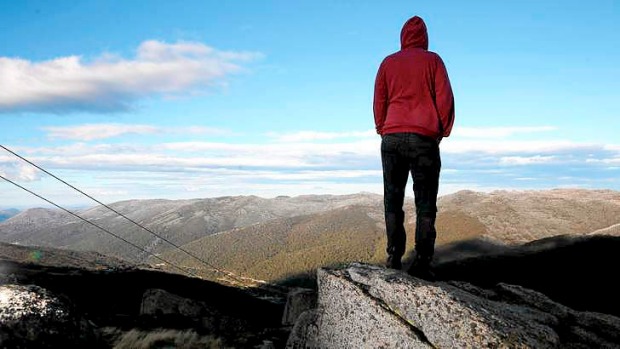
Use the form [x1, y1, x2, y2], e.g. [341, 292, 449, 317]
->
[374, 16, 455, 279]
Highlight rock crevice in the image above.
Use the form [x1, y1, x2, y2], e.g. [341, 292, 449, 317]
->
[341, 268, 436, 347]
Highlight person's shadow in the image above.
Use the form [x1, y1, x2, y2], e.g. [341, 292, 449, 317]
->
[409, 234, 620, 317]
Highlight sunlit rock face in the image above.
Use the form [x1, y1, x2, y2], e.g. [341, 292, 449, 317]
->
[286, 263, 620, 349]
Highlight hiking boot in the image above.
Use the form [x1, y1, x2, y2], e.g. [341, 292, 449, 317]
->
[386, 254, 402, 270]
[407, 254, 435, 281]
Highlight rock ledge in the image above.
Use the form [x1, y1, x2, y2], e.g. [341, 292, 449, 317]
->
[286, 263, 620, 348]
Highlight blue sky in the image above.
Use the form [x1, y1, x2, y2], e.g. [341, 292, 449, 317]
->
[1, 0, 619, 208]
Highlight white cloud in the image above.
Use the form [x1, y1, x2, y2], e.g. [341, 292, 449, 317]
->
[267, 130, 376, 142]
[441, 140, 596, 154]
[12, 139, 379, 171]
[266, 128, 587, 156]
[44, 124, 158, 141]
[43, 152, 312, 169]
[159, 139, 380, 167]
[499, 156, 555, 165]
[83, 188, 129, 197]
[586, 158, 620, 165]
[452, 126, 557, 138]
[3, 125, 620, 207]
[602, 145, 620, 153]
[43, 123, 230, 141]
[180, 126, 231, 135]
[238, 169, 381, 181]
[0, 40, 262, 113]
[0, 160, 41, 182]
[6, 135, 617, 175]
[266, 126, 558, 143]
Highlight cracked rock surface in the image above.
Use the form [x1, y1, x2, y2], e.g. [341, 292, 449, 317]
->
[286, 263, 620, 348]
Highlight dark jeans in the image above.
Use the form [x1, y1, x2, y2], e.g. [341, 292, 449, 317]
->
[381, 133, 441, 259]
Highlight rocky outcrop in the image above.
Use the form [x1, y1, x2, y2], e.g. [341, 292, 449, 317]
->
[141, 288, 209, 318]
[0, 284, 98, 348]
[1, 258, 290, 348]
[287, 263, 620, 348]
[140, 288, 247, 335]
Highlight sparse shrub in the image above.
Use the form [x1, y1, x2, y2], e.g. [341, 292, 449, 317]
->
[111, 328, 230, 349]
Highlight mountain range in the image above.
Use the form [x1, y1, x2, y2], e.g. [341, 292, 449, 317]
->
[2, 189, 620, 283]
[0, 194, 380, 263]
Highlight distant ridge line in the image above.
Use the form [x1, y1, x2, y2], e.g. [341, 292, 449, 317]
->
[0, 144, 271, 286]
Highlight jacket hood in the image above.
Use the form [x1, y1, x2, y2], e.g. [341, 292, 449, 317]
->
[400, 16, 428, 50]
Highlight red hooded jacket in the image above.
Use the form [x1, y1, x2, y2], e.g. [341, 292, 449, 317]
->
[374, 16, 455, 139]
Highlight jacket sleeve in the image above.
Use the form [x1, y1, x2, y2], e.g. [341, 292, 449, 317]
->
[373, 61, 388, 135]
[434, 56, 455, 137]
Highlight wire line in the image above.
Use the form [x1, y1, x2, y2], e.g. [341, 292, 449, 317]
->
[0, 144, 232, 275]
[0, 173, 201, 278]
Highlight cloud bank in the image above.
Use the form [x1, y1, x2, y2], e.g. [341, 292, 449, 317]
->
[2, 124, 619, 206]
[0, 40, 261, 113]
[0, 156, 41, 182]
[43, 123, 229, 141]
